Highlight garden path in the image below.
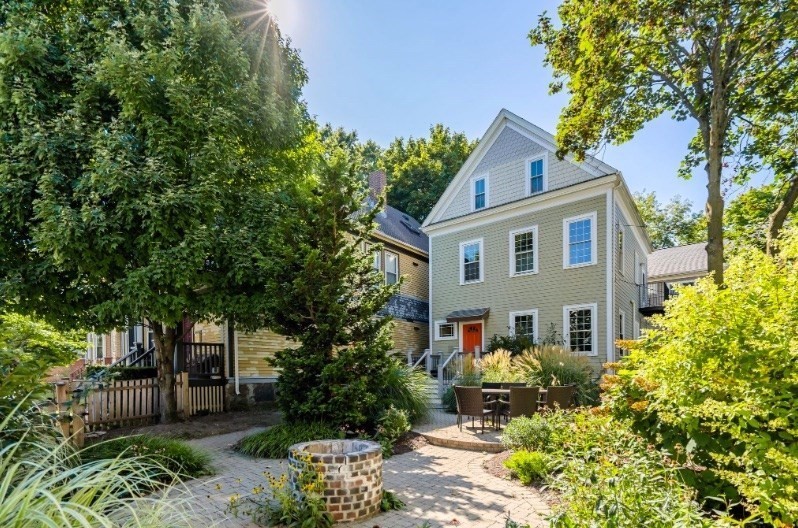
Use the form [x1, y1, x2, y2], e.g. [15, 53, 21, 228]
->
[182, 427, 549, 528]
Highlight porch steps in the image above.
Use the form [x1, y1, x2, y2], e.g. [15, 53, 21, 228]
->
[423, 377, 442, 409]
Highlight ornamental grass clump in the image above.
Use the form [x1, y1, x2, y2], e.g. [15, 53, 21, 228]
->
[0, 405, 194, 527]
[478, 349, 525, 382]
[515, 346, 599, 406]
[235, 423, 342, 459]
[376, 359, 431, 424]
[81, 434, 213, 481]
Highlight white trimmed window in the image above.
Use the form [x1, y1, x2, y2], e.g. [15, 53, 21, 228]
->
[634, 252, 647, 285]
[526, 155, 547, 195]
[563, 303, 597, 356]
[509, 309, 538, 343]
[384, 251, 398, 285]
[459, 239, 484, 284]
[435, 320, 457, 340]
[88, 333, 105, 360]
[509, 226, 538, 276]
[365, 243, 381, 273]
[563, 212, 597, 268]
[617, 224, 625, 275]
[471, 175, 488, 211]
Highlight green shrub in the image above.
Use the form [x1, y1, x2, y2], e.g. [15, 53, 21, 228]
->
[503, 451, 553, 485]
[501, 412, 573, 453]
[82, 434, 213, 480]
[1, 407, 193, 526]
[85, 365, 157, 380]
[235, 423, 342, 458]
[375, 405, 410, 457]
[375, 359, 430, 424]
[544, 411, 719, 527]
[550, 447, 715, 527]
[515, 346, 599, 406]
[604, 229, 798, 525]
[487, 333, 534, 356]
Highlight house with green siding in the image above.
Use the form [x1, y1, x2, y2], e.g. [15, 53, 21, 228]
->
[421, 109, 652, 375]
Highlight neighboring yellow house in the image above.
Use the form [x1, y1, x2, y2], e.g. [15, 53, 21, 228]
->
[81, 172, 430, 405]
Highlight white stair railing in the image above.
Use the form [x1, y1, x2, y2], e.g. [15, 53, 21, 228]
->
[412, 349, 431, 370]
[437, 348, 462, 397]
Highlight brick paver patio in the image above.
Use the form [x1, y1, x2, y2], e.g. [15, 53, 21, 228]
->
[413, 409, 505, 452]
[181, 427, 549, 528]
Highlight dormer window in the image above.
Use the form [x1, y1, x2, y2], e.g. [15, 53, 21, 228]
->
[527, 156, 547, 195]
[472, 176, 488, 211]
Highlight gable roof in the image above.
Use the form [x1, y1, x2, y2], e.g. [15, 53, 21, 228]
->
[648, 243, 708, 280]
[422, 108, 620, 227]
[375, 205, 428, 255]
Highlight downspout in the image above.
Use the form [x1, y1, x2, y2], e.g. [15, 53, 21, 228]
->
[234, 329, 240, 395]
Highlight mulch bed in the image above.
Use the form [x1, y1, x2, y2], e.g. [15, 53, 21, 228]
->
[484, 450, 561, 507]
[483, 450, 513, 480]
[101, 407, 281, 441]
[392, 431, 429, 455]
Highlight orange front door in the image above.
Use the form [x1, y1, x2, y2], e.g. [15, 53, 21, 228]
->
[462, 323, 483, 353]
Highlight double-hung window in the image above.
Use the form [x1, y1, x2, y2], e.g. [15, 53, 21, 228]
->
[365, 243, 381, 273]
[384, 251, 398, 285]
[564, 303, 597, 356]
[527, 156, 546, 195]
[435, 320, 457, 340]
[88, 333, 105, 360]
[509, 226, 538, 276]
[459, 239, 484, 284]
[472, 176, 487, 211]
[563, 212, 597, 268]
[509, 309, 538, 343]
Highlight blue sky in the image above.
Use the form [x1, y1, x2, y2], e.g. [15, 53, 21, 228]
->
[269, 0, 714, 209]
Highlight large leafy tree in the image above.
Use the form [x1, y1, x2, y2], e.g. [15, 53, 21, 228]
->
[531, 0, 798, 284]
[380, 124, 476, 222]
[634, 191, 705, 249]
[265, 149, 398, 429]
[733, 84, 798, 254]
[0, 0, 306, 421]
[319, 123, 382, 175]
[725, 183, 798, 251]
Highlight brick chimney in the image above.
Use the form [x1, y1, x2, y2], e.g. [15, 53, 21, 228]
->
[368, 170, 387, 203]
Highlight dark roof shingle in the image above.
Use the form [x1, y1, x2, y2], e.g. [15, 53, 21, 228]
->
[375, 205, 428, 254]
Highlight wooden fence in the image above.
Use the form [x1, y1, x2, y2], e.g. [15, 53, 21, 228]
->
[50, 371, 225, 446]
[175, 372, 225, 417]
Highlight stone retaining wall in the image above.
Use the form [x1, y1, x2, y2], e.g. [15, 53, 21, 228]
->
[288, 439, 383, 523]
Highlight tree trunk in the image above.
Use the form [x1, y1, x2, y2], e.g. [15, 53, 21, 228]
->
[152, 322, 179, 423]
[705, 148, 725, 285]
[703, 77, 728, 286]
[766, 176, 798, 255]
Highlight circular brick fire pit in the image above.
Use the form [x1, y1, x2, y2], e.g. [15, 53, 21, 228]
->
[288, 439, 383, 523]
